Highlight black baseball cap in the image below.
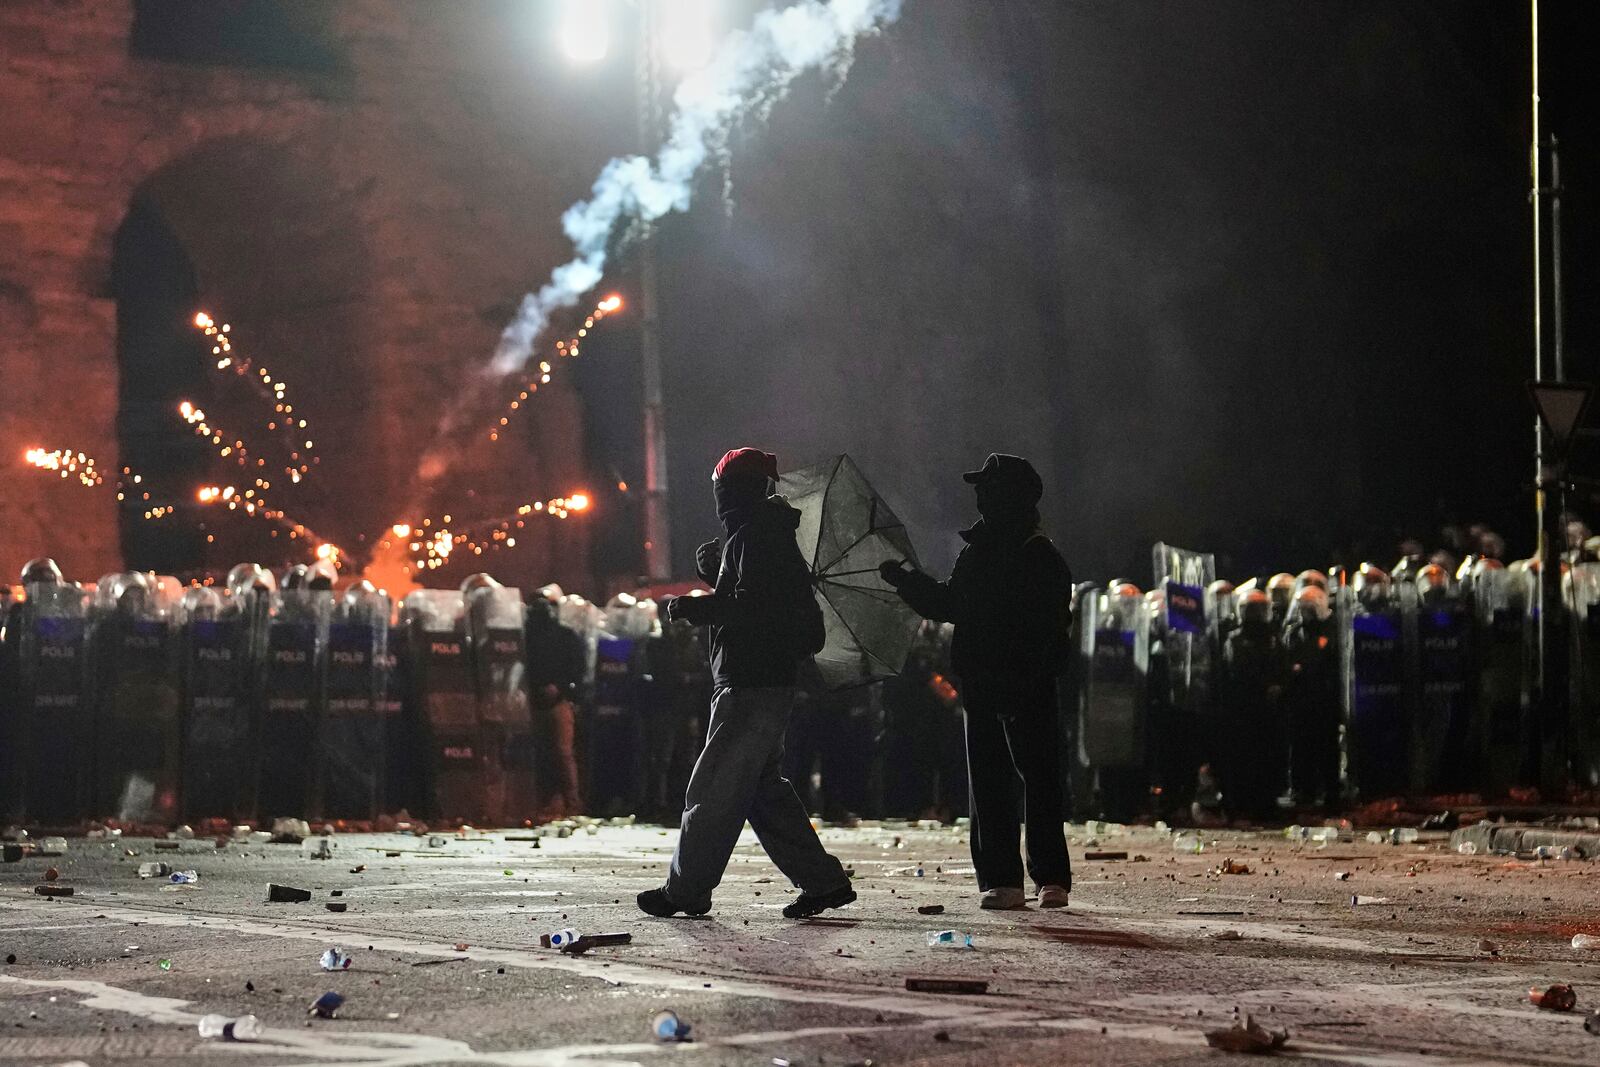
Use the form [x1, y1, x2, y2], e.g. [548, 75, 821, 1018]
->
[962, 453, 1043, 504]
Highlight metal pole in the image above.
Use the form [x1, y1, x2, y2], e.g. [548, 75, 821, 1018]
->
[637, 0, 673, 581]
[1531, 0, 1545, 680]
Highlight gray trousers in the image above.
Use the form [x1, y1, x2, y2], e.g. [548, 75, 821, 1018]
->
[665, 685, 849, 909]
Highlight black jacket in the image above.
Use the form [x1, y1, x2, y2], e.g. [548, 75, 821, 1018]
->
[895, 519, 1073, 682]
[677, 496, 825, 688]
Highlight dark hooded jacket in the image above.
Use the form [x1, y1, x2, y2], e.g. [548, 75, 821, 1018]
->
[676, 485, 825, 688]
[894, 516, 1073, 684]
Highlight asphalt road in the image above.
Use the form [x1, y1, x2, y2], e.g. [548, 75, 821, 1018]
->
[2, 821, 1598, 1066]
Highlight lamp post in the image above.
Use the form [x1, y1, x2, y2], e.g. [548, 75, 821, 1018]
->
[561, 0, 713, 582]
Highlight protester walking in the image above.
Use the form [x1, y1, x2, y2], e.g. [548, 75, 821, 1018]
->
[881, 453, 1075, 909]
[639, 448, 856, 919]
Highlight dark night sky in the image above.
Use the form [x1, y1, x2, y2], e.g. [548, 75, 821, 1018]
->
[570, 0, 1600, 586]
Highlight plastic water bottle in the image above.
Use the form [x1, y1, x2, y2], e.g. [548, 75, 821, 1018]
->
[1572, 933, 1600, 951]
[198, 1014, 263, 1041]
[137, 862, 171, 879]
[1457, 841, 1479, 855]
[650, 1009, 691, 1041]
[1392, 828, 1419, 844]
[320, 947, 352, 971]
[548, 927, 581, 949]
[1308, 826, 1337, 844]
[1173, 832, 1203, 854]
[169, 870, 199, 884]
[41, 836, 68, 853]
[926, 930, 973, 949]
[301, 836, 334, 860]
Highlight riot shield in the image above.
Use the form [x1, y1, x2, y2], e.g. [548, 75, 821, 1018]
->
[89, 574, 181, 824]
[1472, 566, 1533, 796]
[179, 587, 257, 822]
[1341, 581, 1414, 800]
[11, 583, 91, 825]
[1151, 544, 1217, 816]
[322, 587, 391, 822]
[403, 590, 482, 821]
[1076, 586, 1148, 820]
[1408, 583, 1475, 793]
[1569, 562, 1600, 789]
[588, 628, 644, 817]
[258, 588, 332, 820]
[1282, 592, 1342, 809]
[378, 624, 412, 813]
[466, 585, 531, 825]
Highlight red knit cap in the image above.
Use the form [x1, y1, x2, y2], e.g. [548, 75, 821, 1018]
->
[713, 448, 779, 482]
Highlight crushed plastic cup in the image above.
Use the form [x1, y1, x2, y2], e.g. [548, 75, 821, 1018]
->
[1457, 841, 1479, 855]
[1308, 827, 1337, 844]
[1365, 831, 1385, 845]
[41, 836, 68, 853]
[137, 862, 171, 879]
[157, 958, 172, 971]
[926, 930, 974, 949]
[1572, 934, 1600, 952]
[320, 947, 352, 971]
[1586, 1010, 1600, 1036]
[169, 870, 199, 884]
[198, 1013, 263, 1041]
[426, 836, 448, 848]
[1350, 895, 1391, 906]
[650, 1009, 691, 1042]
[1173, 832, 1203, 854]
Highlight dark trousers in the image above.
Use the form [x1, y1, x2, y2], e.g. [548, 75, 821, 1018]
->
[963, 675, 1072, 892]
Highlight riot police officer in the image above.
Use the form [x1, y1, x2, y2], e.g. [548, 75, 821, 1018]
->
[1284, 585, 1340, 809]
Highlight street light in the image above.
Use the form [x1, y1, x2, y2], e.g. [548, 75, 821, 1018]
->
[559, 2, 718, 581]
[560, 0, 611, 65]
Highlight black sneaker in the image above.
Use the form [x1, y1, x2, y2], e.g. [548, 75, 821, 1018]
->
[782, 884, 857, 919]
[637, 887, 710, 918]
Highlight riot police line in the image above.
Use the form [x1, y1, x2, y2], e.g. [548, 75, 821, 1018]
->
[1070, 544, 1600, 823]
[0, 558, 724, 831]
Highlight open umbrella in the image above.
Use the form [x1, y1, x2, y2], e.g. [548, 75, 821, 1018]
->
[778, 454, 923, 690]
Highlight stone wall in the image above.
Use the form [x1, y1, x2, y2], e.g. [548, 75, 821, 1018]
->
[0, 1, 601, 596]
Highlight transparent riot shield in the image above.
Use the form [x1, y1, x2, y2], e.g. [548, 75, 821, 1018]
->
[11, 583, 91, 825]
[258, 588, 332, 821]
[1341, 581, 1414, 800]
[321, 587, 391, 822]
[1076, 587, 1149, 819]
[1471, 567, 1532, 796]
[90, 574, 181, 824]
[1151, 544, 1217, 816]
[588, 625, 645, 817]
[1407, 583, 1475, 794]
[378, 623, 412, 814]
[1568, 562, 1600, 789]
[179, 587, 257, 823]
[403, 590, 481, 821]
[1152, 543, 1217, 715]
[466, 585, 531, 825]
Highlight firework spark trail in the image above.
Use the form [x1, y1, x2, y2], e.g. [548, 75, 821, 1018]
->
[490, 0, 903, 377]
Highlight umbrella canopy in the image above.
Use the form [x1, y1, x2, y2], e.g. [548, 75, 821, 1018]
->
[778, 455, 923, 690]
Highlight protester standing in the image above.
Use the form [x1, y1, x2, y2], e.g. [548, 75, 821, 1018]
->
[881, 453, 1074, 910]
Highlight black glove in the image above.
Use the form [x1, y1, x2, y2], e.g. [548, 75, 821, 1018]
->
[664, 594, 715, 626]
[694, 539, 722, 584]
[878, 560, 911, 588]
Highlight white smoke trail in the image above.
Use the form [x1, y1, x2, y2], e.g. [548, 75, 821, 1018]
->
[491, 0, 905, 374]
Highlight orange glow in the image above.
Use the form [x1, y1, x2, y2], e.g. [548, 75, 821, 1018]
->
[598, 294, 623, 312]
[568, 493, 590, 512]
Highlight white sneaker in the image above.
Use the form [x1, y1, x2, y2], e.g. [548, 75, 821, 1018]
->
[979, 886, 1027, 910]
[1037, 884, 1070, 909]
